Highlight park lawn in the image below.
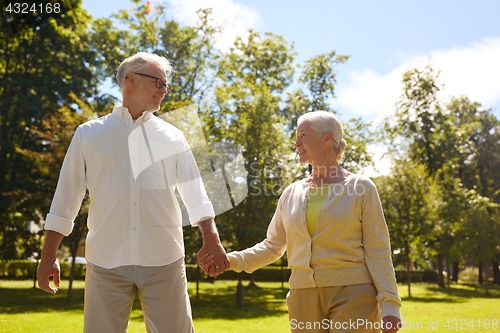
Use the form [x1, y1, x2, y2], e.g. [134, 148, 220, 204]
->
[397, 282, 500, 332]
[0, 280, 499, 332]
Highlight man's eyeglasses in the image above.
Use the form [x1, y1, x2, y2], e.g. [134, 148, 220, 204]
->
[128, 72, 171, 93]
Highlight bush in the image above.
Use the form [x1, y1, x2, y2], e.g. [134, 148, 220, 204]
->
[395, 270, 437, 283]
[459, 267, 479, 285]
[0, 260, 38, 279]
[186, 265, 291, 282]
[3, 260, 438, 285]
[0, 260, 86, 280]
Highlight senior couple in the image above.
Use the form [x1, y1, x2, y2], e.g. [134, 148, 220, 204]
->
[38, 52, 401, 333]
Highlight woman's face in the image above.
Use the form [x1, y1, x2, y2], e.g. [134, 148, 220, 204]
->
[295, 120, 332, 165]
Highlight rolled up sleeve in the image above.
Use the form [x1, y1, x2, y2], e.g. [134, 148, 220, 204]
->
[175, 135, 215, 226]
[45, 127, 87, 236]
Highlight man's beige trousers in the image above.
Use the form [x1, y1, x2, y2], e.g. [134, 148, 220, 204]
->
[84, 258, 194, 333]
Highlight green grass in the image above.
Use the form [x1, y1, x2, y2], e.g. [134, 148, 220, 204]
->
[397, 282, 500, 332]
[0, 280, 499, 332]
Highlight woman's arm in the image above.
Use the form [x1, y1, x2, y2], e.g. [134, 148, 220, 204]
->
[361, 181, 402, 321]
[227, 196, 288, 273]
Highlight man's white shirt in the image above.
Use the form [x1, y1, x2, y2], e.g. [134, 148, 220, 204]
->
[45, 106, 215, 268]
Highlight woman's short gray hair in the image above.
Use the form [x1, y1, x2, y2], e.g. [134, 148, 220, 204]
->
[116, 52, 173, 93]
[297, 110, 347, 161]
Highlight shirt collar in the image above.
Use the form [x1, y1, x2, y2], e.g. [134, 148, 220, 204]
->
[112, 106, 153, 123]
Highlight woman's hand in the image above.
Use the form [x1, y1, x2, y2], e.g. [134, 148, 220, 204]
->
[382, 315, 401, 333]
[198, 253, 230, 276]
[198, 253, 214, 272]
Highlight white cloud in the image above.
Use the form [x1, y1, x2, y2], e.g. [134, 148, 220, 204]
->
[162, 0, 261, 52]
[357, 143, 393, 178]
[337, 36, 500, 124]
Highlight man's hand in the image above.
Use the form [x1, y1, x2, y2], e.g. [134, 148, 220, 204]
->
[37, 258, 61, 294]
[196, 218, 229, 276]
[382, 315, 401, 333]
[37, 230, 64, 294]
[197, 240, 229, 276]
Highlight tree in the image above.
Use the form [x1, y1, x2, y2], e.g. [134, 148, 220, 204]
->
[460, 190, 500, 294]
[384, 65, 462, 286]
[283, 51, 373, 174]
[26, 94, 93, 297]
[298, 51, 348, 112]
[89, 1, 221, 111]
[208, 31, 295, 251]
[383, 65, 500, 287]
[201, 31, 296, 299]
[441, 97, 500, 284]
[376, 160, 434, 297]
[0, 0, 97, 259]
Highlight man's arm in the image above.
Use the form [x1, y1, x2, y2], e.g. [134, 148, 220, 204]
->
[37, 230, 64, 294]
[196, 218, 229, 276]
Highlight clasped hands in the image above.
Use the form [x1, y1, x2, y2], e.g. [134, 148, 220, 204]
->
[197, 247, 230, 277]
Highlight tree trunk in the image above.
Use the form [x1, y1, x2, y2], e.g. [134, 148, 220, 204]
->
[492, 258, 500, 285]
[436, 255, 445, 287]
[196, 265, 200, 301]
[66, 256, 76, 303]
[281, 259, 285, 289]
[478, 262, 483, 285]
[236, 273, 244, 306]
[452, 262, 459, 282]
[32, 259, 39, 289]
[247, 272, 259, 288]
[66, 238, 79, 303]
[406, 250, 411, 298]
[483, 261, 489, 295]
[446, 259, 451, 288]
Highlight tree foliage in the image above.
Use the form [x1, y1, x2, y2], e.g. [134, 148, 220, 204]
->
[90, 1, 221, 111]
[0, 0, 96, 258]
[204, 31, 296, 251]
[382, 64, 500, 287]
[376, 160, 434, 296]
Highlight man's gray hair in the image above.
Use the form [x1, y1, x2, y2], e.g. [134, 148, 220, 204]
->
[116, 52, 173, 93]
[297, 110, 347, 162]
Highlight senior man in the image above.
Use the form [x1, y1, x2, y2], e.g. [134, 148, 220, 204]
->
[37, 52, 228, 333]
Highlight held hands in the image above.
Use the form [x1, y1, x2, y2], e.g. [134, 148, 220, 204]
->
[196, 240, 229, 277]
[196, 218, 229, 277]
[197, 252, 230, 276]
[36, 257, 61, 294]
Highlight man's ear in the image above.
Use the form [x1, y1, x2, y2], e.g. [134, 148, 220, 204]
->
[126, 73, 136, 88]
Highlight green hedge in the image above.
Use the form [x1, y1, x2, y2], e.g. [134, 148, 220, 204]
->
[395, 270, 437, 283]
[186, 265, 291, 282]
[0, 260, 436, 283]
[0, 260, 38, 279]
[0, 260, 87, 280]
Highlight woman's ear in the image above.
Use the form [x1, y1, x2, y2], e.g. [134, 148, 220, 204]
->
[325, 131, 333, 142]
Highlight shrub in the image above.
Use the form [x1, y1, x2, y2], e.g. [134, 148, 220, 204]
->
[0, 260, 86, 280]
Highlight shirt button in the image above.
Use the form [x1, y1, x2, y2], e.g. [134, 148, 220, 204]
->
[133, 227, 137, 231]
[133, 202, 137, 206]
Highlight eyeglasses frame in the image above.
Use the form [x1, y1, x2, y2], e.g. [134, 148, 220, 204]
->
[127, 72, 171, 93]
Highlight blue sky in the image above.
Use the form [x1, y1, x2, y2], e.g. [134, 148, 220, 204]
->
[82, 0, 500, 174]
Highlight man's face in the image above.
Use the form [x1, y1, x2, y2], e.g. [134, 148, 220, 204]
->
[133, 63, 169, 112]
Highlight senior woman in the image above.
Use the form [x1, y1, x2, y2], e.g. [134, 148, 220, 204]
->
[200, 111, 401, 333]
